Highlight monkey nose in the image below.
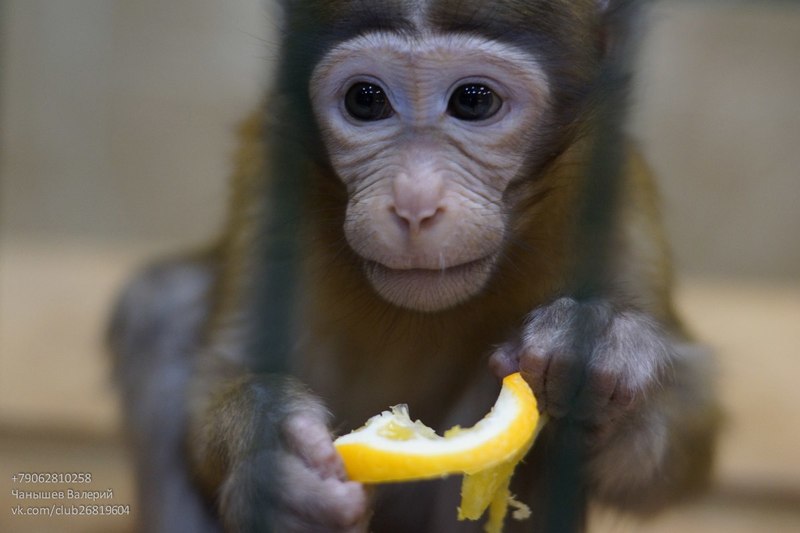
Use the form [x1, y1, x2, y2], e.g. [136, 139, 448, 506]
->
[390, 172, 447, 236]
[389, 203, 446, 236]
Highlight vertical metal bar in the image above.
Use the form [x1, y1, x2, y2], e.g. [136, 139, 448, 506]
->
[539, 3, 641, 532]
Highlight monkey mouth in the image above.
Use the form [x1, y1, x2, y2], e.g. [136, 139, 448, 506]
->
[362, 255, 497, 312]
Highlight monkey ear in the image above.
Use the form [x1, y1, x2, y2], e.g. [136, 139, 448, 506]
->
[596, 0, 639, 56]
[597, 0, 636, 12]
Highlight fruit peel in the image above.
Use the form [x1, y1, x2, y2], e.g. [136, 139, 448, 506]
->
[333, 372, 542, 531]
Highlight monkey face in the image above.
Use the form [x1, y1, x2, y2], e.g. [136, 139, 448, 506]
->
[310, 33, 550, 312]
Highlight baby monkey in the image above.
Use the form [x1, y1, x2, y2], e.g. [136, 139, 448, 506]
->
[110, 0, 719, 531]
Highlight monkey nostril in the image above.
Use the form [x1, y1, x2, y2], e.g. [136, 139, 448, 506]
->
[389, 205, 445, 235]
[419, 206, 445, 230]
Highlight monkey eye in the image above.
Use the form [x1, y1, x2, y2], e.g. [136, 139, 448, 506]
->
[447, 84, 502, 121]
[344, 82, 394, 121]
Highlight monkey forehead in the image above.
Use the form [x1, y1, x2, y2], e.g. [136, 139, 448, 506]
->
[310, 32, 550, 98]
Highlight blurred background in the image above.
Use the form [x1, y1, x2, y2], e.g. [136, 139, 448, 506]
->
[1, 0, 798, 531]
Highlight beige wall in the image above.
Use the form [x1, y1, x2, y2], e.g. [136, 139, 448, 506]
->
[1, 0, 270, 248]
[631, 1, 800, 278]
[2, 0, 799, 277]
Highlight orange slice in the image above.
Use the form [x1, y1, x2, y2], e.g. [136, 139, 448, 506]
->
[334, 372, 543, 531]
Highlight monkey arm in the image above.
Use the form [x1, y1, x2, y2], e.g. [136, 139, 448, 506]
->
[490, 299, 719, 519]
[587, 339, 719, 513]
[586, 154, 719, 511]
[490, 151, 720, 517]
[581, 155, 721, 512]
[184, 345, 370, 532]
[108, 253, 222, 533]
[109, 249, 369, 533]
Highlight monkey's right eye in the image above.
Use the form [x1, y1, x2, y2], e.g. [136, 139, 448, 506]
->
[448, 84, 501, 121]
[344, 82, 394, 121]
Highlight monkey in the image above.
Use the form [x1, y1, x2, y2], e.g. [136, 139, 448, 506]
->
[108, 1, 720, 532]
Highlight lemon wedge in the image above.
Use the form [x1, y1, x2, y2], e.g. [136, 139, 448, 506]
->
[334, 372, 543, 531]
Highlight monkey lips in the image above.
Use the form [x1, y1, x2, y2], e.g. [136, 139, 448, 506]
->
[362, 254, 498, 312]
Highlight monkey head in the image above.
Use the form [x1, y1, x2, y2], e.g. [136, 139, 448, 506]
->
[306, 3, 608, 312]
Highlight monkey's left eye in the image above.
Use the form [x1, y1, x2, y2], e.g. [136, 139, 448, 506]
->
[448, 84, 502, 121]
[344, 82, 394, 121]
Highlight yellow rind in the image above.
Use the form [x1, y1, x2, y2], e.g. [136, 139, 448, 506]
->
[458, 456, 518, 520]
[458, 414, 544, 531]
[334, 373, 538, 483]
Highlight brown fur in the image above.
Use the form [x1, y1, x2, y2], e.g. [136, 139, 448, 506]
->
[110, 2, 719, 531]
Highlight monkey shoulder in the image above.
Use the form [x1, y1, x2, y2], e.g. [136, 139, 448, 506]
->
[107, 250, 219, 379]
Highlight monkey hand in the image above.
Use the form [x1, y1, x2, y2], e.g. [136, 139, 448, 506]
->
[219, 406, 371, 532]
[489, 297, 672, 442]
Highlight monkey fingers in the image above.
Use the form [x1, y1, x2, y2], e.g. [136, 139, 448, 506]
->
[487, 339, 522, 378]
[491, 298, 597, 418]
[282, 413, 349, 481]
[576, 309, 672, 426]
[490, 336, 583, 419]
[522, 345, 583, 420]
[279, 413, 372, 531]
[491, 297, 671, 433]
[218, 421, 371, 532]
[280, 454, 371, 532]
